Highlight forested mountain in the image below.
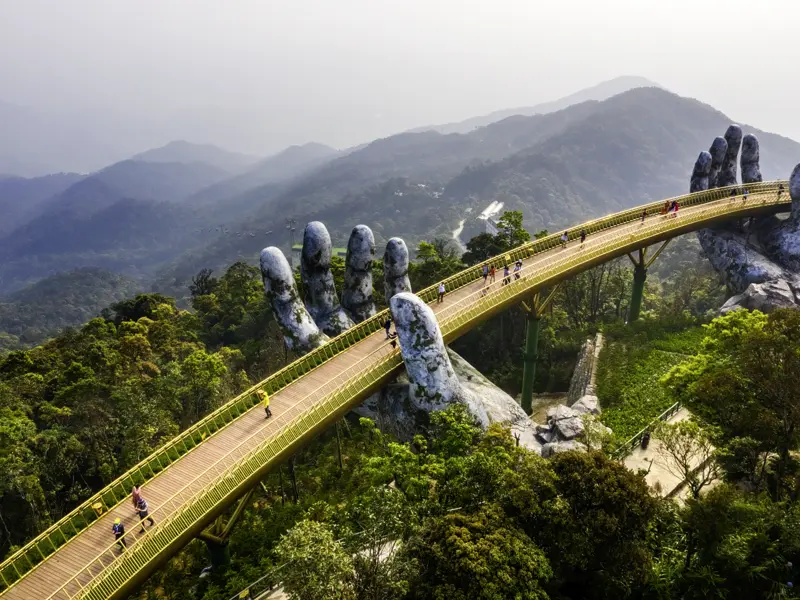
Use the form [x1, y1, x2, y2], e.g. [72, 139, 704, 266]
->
[5, 85, 800, 317]
[155, 87, 800, 297]
[89, 159, 231, 202]
[184, 142, 340, 209]
[131, 140, 259, 172]
[450, 87, 800, 239]
[0, 172, 84, 236]
[0, 268, 141, 349]
[409, 75, 661, 135]
[0, 160, 231, 293]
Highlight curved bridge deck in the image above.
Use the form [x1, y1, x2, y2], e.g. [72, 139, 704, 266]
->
[0, 182, 789, 600]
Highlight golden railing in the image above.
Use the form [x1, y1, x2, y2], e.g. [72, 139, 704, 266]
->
[0, 180, 789, 599]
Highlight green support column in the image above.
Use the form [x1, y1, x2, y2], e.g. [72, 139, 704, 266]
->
[626, 242, 671, 324]
[520, 312, 541, 415]
[628, 263, 647, 323]
[204, 538, 231, 568]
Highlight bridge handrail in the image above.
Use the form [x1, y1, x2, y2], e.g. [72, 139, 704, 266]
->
[50, 342, 405, 599]
[611, 402, 683, 460]
[0, 180, 787, 594]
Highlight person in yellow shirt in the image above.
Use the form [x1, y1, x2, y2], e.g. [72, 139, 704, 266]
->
[256, 389, 271, 419]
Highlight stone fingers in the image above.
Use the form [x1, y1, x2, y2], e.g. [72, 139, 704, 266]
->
[740, 134, 762, 184]
[260, 247, 329, 354]
[342, 225, 377, 322]
[383, 237, 412, 302]
[300, 221, 354, 336]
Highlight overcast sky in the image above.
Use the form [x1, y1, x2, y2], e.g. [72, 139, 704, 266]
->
[0, 0, 797, 161]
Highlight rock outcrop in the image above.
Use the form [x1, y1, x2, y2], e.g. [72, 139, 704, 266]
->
[720, 279, 800, 314]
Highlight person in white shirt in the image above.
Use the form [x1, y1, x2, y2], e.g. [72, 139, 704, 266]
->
[437, 283, 445, 303]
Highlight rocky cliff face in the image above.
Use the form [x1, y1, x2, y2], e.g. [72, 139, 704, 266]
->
[693, 127, 800, 312]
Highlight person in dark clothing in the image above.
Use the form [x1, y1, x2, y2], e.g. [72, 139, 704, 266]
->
[384, 316, 392, 339]
[112, 518, 127, 550]
[580, 229, 587, 246]
[135, 496, 155, 533]
[482, 264, 489, 283]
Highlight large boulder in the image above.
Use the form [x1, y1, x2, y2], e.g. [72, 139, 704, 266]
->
[572, 395, 601, 415]
[541, 440, 588, 458]
[720, 279, 800, 314]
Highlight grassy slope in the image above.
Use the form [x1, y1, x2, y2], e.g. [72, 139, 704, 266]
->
[596, 324, 705, 440]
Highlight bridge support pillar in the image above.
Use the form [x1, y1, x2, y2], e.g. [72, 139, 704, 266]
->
[626, 240, 670, 323]
[520, 313, 541, 415]
[199, 487, 255, 568]
[629, 263, 647, 323]
[519, 283, 561, 415]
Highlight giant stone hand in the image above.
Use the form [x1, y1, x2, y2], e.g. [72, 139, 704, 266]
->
[262, 222, 542, 452]
[693, 126, 800, 312]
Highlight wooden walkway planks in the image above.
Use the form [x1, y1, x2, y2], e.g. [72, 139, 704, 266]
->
[2, 191, 781, 600]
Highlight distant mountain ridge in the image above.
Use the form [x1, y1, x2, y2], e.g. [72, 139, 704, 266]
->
[0, 172, 85, 236]
[408, 76, 663, 135]
[132, 140, 260, 173]
[184, 142, 341, 209]
[154, 87, 800, 297]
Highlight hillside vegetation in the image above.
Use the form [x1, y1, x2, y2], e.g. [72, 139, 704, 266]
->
[0, 268, 142, 349]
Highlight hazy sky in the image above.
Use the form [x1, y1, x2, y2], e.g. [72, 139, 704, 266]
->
[1, 0, 797, 162]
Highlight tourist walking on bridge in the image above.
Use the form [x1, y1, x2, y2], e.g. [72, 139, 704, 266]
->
[482, 264, 489, 283]
[257, 388, 271, 419]
[513, 260, 522, 280]
[112, 518, 127, 551]
[132, 485, 142, 510]
[437, 283, 446, 303]
[580, 229, 587, 247]
[502, 265, 511, 285]
[489, 264, 496, 283]
[135, 495, 155, 533]
[560, 232, 568, 249]
[384, 316, 392, 339]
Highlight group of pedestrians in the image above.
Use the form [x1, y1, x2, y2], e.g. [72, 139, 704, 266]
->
[112, 485, 156, 551]
[560, 229, 587, 249]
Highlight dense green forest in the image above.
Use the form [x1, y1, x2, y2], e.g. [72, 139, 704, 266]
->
[0, 268, 142, 350]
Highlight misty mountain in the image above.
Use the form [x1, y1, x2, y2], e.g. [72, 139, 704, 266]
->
[0, 159, 229, 292]
[0, 194, 202, 293]
[409, 76, 662, 135]
[90, 159, 231, 202]
[132, 140, 259, 173]
[0, 172, 84, 236]
[155, 87, 800, 298]
[449, 87, 800, 239]
[0, 268, 141, 350]
[184, 142, 341, 209]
